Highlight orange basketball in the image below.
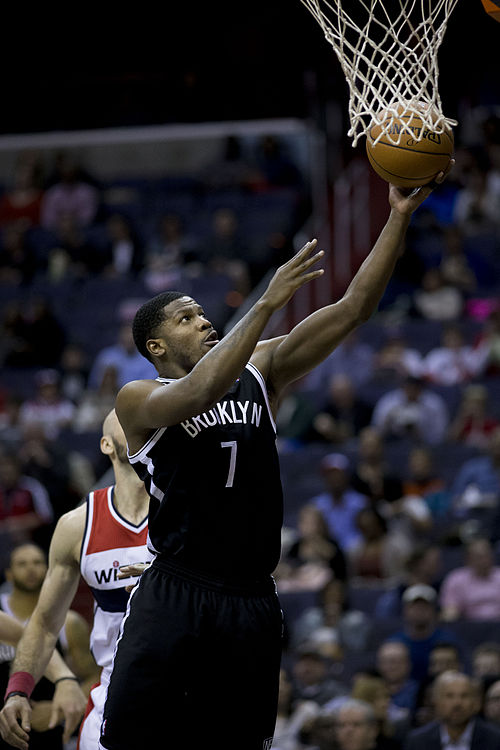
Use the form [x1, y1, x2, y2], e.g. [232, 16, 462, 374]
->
[365, 109, 454, 188]
[482, 0, 500, 23]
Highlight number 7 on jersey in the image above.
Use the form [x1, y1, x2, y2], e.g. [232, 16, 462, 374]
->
[221, 441, 237, 487]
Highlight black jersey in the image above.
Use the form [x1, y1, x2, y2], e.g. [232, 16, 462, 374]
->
[128, 363, 283, 580]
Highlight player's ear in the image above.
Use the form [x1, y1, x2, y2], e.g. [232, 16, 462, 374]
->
[100, 435, 113, 456]
[146, 338, 166, 359]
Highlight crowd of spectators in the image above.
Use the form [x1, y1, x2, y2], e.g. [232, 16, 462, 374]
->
[0, 112, 500, 748]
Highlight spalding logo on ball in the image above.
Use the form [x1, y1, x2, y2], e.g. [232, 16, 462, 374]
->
[365, 103, 454, 188]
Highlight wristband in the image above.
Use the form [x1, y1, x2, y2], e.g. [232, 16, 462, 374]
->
[54, 676, 79, 685]
[4, 672, 35, 702]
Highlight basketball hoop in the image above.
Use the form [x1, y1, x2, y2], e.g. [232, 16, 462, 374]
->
[300, 0, 459, 146]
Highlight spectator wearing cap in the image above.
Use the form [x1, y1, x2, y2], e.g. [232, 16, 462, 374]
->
[309, 453, 368, 553]
[386, 584, 461, 684]
[439, 537, 500, 622]
[290, 647, 348, 708]
[371, 376, 449, 445]
[18, 368, 75, 441]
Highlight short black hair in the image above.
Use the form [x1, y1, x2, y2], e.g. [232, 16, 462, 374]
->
[132, 291, 186, 362]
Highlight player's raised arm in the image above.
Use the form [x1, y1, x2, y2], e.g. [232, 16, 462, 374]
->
[255, 168, 452, 395]
[0, 508, 85, 750]
[116, 240, 324, 436]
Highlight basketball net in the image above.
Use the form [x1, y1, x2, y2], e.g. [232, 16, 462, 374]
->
[300, 0, 459, 146]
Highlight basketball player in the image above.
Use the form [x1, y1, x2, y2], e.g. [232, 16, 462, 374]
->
[0, 409, 152, 750]
[0, 543, 97, 750]
[98, 178, 448, 750]
[0, 609, 87, 746]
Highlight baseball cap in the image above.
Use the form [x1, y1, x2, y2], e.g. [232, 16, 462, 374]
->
[320, 453, 350, 472]
[402, 584, 437, 604]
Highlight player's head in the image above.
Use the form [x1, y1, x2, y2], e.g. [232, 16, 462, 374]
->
[132, 291, 218, 374]
[6, 543, 47, 593]
[101, 409, 129, 465]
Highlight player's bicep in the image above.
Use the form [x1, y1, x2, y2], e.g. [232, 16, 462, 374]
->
[117, 377, 211, 431]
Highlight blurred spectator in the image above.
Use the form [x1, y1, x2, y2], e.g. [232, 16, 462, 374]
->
[45, 213, 103, 278]
[0, 393, 24, 446]
[375, 544, 443, 620]
[311, 373, 373, 445]
[386, 584, 461, 683]
[471, 308, 500, 377]
[0, 447, 54, 569]
[309, 453, 368, 553]
[142, 211, 200, 293]
[277, 503, 347, 593]
[428, 642, 463, 680]
[17, 422, 81, 519]
[449, 426, 500, 516]
[472, 643, 500, 682]
[439, 536, 500, 621]
[371, 376, 449, 445]
[252, 135, 304, 190]
[405, 671, 500, 749]
[40, 151, 100, 232]
[483, 679, 500, 727]
[302, 329, 375, 392]
[351, 426, 404, 507]
[351, 673, 406, 748]
[200, 135, 257, 191]
[101, 212, 144, 277]
[447, 384, 500, 450]
[18, 368, 75, 441]
[197, 207, 251, 295]
[291, 648, 348, 707]
[1, 296, 66, 368]
[372, 330, 423, 381]
[401, 446, 449, 521]
[59, 342, 90, 404]
[438, 225, 478, 295]
[0, 222, 39, 285]
[88, 323, 156, 390]
[332, 699, 393, 750]
[347, 507, 412, 583]
[422, 324, 486, 386]
[271, 667, 319, 750]
[72, 364, 119, 433]
[291, 579, 372, 659]
[412, 267, 464, 322]
[452, 165, 500, 234]
[376, 641, 420, 721]
[0, 151, 44, 229]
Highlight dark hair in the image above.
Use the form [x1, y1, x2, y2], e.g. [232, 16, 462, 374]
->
[132, 291, 186, 362]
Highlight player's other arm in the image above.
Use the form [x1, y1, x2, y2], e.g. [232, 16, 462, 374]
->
[117, 240, 324, 431]
[64, 609, 100, 696]
[0, 508, 85, 750]
[255, 176, 451, 392]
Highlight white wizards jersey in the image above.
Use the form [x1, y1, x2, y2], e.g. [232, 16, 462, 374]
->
[80, 486, 152, 687]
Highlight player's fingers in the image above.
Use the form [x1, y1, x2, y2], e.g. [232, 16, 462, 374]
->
[297, 269, 324, 285]
[48, 704, 61, 730]
[299, 249, 324, 271]
[62, 711, 80, 744]
[289, 239, 318, 264]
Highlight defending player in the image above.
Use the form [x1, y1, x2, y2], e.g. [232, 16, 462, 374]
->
[93, 178, 449, 750]
[0, 410, 152, 750]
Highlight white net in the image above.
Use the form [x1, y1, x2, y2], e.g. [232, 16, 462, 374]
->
[300, 0, 459, 145]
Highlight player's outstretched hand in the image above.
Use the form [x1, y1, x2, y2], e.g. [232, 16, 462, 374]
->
[0, 695, 32, 750]
[261, 240, 324, 312]
[389, 158, 455, 216]
[49, 678, 87, 744]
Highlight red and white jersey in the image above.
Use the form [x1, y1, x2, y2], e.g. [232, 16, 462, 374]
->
[80, 486, 152, 687]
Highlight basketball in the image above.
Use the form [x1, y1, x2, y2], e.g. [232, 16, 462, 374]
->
[365, 108, 454, 188]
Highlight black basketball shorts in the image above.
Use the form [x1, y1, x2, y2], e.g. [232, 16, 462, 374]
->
[99, 556, 283, 750]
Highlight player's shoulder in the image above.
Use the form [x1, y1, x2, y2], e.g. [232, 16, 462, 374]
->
[52, 503, 87, 559]
[250, 336, 286, 380]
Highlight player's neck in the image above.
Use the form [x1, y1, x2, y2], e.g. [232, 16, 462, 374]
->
[8, 589, 39, 622]
[113, 470, 149, 525]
